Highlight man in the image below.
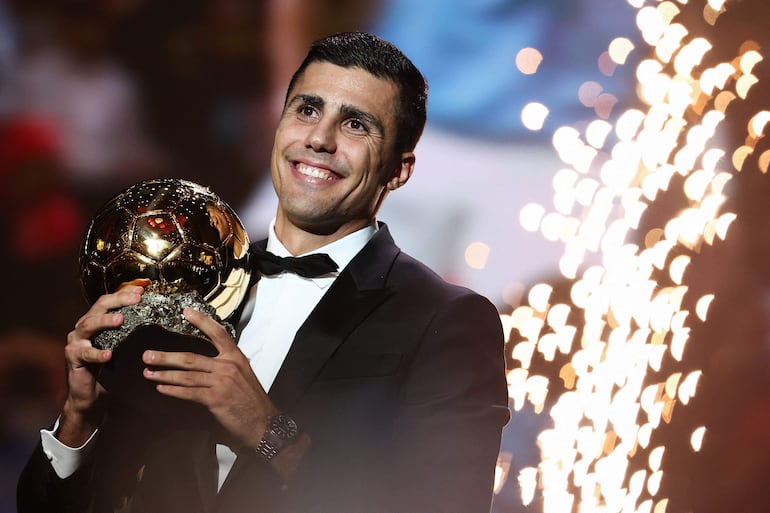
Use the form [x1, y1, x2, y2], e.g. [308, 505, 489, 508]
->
[17, 32, 510, 513]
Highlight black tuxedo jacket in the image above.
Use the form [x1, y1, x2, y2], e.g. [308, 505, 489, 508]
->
[18, 224, 510, 513]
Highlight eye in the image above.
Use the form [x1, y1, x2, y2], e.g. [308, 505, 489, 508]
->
[346, 119, 367, 132]
[298, 104, 318, 118]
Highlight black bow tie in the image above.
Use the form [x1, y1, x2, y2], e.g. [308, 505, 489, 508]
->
[250, 246, 339, 278]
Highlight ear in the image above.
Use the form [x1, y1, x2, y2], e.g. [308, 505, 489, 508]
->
[386, 152, 415, 191]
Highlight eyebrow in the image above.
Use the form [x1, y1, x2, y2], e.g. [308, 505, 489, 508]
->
[289, 93, 324, 110]
[288, 93, 385, 135]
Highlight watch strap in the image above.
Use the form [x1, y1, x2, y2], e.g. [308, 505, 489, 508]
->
[256, 413, 299, 461]
[256, 437, 279, 460]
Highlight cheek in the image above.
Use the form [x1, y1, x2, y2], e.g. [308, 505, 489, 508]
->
[274, 121, 305, 150]
[269, 134, 285, 168]
[357, 144, 385, 178]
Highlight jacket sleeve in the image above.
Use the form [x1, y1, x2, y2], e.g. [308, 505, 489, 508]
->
[387, 292, 511, 513]
[17, 418, 148, 513]
[17, 439, 100, 513]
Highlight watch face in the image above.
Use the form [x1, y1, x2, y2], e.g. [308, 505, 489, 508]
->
[272, 414, 299, 440]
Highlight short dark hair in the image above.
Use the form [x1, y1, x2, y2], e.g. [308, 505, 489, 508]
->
[286, 31, 428, 153]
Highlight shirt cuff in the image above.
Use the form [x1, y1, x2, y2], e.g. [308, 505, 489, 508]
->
[40, 419, 99, 479]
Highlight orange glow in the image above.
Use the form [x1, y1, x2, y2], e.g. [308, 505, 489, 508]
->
[504, 0, 767, 510]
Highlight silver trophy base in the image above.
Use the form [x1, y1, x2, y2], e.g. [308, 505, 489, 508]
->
[93, 282, 235, 350]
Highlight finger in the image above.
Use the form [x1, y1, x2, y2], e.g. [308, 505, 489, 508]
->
[72, 285, 145, 339]
[143, 367, 212, 388]
[152, 382, 208, 404]
[182, 308, 235, 354]
[93, 284, 145, 313]
[72, 312, 125, 340]
[142, 349, 214, 372]
[65, 343, 112, 367]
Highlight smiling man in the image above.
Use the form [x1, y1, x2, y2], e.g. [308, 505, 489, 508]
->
[17, 32, 510, 513]
[270, 60, 414, 248]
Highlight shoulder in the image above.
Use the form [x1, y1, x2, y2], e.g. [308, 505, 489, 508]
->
[390, 250, 503, 338]
[391, 250, 475, 299]
[366, 223, 497, 307]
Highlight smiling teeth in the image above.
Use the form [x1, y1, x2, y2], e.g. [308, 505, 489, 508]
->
[297, 163, 335, 180]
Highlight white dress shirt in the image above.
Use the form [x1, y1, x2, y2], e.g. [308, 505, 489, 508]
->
[215, 220, 376, 489]
[40, 220, 377, 492]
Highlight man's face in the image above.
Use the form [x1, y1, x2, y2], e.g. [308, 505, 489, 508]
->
[270, 61, 412, 238]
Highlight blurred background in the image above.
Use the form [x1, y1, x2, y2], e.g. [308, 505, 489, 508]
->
[1, 0, 769, 512]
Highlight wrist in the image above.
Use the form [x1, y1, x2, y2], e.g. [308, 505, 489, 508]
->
[57, 399, 103, 447]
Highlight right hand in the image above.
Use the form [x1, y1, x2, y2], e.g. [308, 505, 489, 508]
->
[56, 282, 147, 446]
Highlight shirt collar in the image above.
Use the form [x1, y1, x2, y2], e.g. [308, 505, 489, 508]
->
[265, 219, 378, 287]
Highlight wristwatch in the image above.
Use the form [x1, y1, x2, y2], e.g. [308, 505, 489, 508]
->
[256, 413, 299, 461]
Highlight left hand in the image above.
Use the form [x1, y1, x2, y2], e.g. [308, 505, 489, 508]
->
[142, 307, 279, 449]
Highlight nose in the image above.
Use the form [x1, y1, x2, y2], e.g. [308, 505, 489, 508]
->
[304, 119, 337, 153]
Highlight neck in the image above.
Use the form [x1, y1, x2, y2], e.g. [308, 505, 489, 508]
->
[273, 216, 373, 255]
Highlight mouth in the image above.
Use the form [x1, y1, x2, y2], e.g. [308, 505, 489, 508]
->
[294, 161, 341, 181]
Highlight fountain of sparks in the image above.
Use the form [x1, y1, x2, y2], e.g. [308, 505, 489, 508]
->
[497, 1, 769, 512]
